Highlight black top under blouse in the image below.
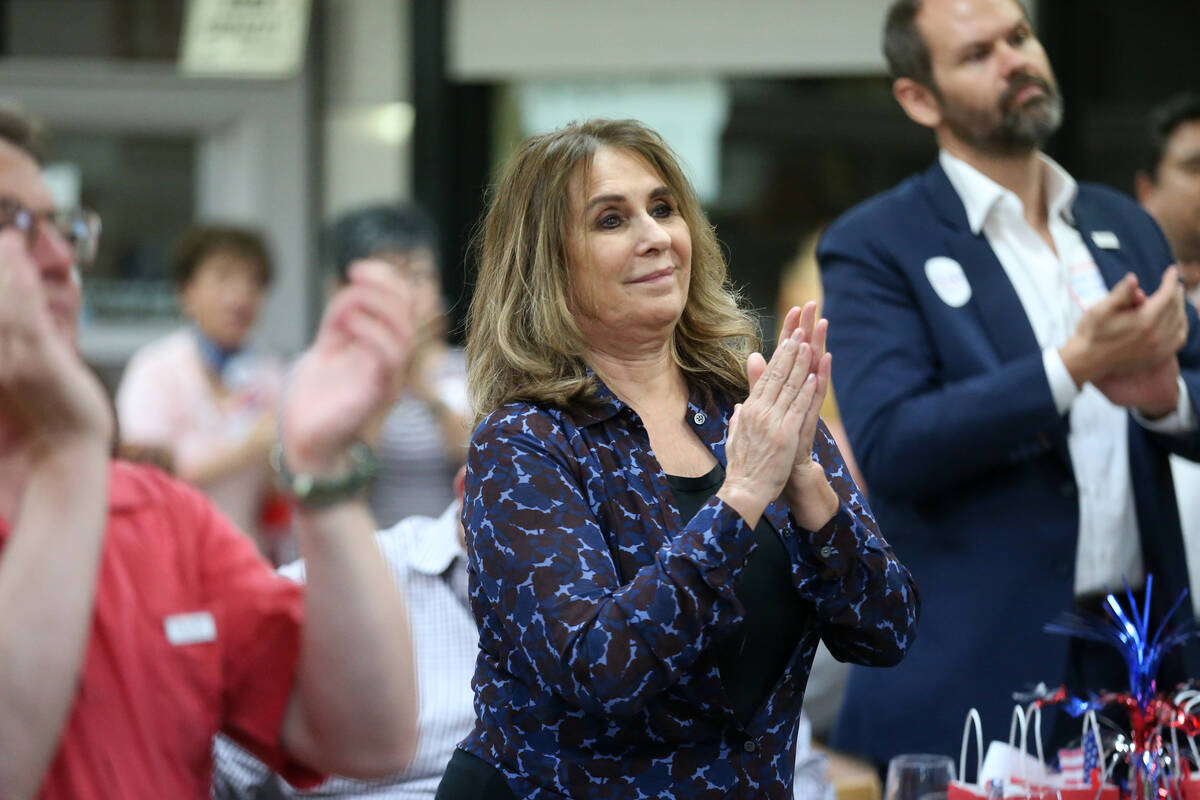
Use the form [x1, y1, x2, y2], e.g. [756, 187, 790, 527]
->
[665, 461, 808, 725]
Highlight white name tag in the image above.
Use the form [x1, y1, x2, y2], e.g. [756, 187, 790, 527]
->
[1067, 260, 1109, 309]
[1091, 231, 1120, 250]
[164, 611, 217, 646]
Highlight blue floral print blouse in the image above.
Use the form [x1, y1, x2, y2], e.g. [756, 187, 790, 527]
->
[458, 379, 919, 799]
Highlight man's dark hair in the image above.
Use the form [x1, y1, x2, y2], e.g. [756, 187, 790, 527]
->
[327, 203, 440, 284]
[1143, 93, 1200, 179]
[172, 224, 274, 290]
[0, 100, 48, 164]
[883, 0, 933, 86]
[883, 0, 1031, 88]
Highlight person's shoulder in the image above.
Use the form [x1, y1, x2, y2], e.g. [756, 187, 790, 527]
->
[1075, 181, 1166, 243]
[474, 400, 568, 437]
[1076, 180, 1141, 210]
[109, 459, 221, 525]
[108, 458, 178, 508]
[1075, 181, 1153, 222]
[108, 462, 279, 595]
[125, 328, 193, 367]
[117, 330, 197, 397]
[470, 400, 580, 463]
[818, 170, 943, 276]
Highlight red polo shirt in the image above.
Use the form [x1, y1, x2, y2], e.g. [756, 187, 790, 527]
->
[0, 461, 321, 798]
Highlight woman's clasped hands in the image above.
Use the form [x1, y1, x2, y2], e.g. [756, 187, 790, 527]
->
[718, 302, 839, 530]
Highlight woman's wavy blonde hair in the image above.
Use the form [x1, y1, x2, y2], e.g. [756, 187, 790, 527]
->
[466, 118, 759, 425]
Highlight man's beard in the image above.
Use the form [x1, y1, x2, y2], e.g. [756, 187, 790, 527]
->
[938, 71, 1064, 156]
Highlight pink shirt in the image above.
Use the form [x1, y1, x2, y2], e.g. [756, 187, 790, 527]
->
[115, 329, 283, 539]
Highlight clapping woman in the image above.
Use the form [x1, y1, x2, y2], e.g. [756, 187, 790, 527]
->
[439, 119, 919, 800]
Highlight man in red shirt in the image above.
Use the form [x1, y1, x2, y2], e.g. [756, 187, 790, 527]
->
[0, 106, 418, 798]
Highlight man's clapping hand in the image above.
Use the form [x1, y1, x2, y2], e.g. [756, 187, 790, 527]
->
[1060, 266, 1188, 416]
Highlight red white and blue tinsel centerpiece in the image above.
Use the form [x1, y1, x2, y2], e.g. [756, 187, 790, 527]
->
[1038, 576, 1200, 800]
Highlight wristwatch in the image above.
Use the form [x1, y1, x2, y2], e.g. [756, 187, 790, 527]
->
[270, 440, 379, 509]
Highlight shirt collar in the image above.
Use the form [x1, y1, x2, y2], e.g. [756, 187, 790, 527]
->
[192, 326, 244, 381]
[392, 501, 465, 577]
[939, 149, 1078, 234]
[567, 371, 625, 427]
[568, 368, 729, 444]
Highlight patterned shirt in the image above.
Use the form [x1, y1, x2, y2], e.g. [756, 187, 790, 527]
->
[458, 379, 919, 799]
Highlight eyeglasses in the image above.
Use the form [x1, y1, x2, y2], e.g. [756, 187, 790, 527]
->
[0, 196, 102, 268]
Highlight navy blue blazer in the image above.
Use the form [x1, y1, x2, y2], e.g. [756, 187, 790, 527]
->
[818, 161, 1200, 767]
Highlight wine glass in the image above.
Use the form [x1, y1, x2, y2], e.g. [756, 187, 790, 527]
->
[885, 753, 956, 800]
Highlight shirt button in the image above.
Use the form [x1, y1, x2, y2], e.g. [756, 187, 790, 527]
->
[743, 739, 758, 753]
[820, 545, 835, 559]
[693, 412, 706, 425]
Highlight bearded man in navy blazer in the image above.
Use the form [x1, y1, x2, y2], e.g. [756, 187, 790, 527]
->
[821, 0, 1200, 767]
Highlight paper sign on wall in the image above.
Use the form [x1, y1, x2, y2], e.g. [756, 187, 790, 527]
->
[181, 0, 312, 78]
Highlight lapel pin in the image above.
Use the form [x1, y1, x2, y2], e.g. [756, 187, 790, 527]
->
[1091, 231, 1120, 250]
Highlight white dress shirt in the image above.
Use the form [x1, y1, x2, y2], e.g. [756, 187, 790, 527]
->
[940, 150, 1195, 596]
[211, 501, 478, 799]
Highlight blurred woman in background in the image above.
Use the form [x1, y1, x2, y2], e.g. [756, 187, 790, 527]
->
[328, 204, 469, 527]
[116, 224, 285, 558]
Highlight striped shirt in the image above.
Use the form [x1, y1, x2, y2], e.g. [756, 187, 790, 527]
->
[368, 349, 469, 528]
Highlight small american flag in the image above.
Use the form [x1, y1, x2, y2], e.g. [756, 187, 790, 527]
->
[1059, 747, 1085, 786]
[1083, 728, 1101, 783]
